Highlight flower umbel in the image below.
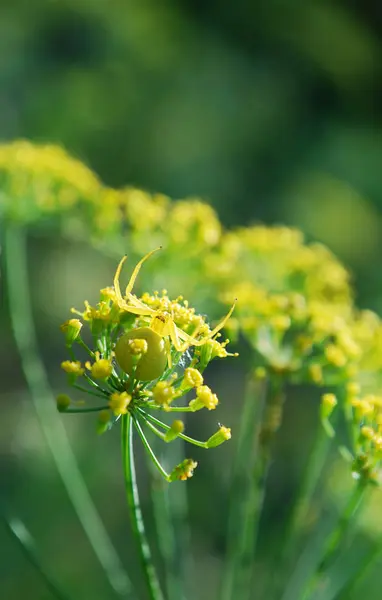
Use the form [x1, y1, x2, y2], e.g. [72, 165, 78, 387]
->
[58, 250, 236, 481]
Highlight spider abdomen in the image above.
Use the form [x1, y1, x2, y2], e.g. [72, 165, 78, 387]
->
[115, 327, 167, 381]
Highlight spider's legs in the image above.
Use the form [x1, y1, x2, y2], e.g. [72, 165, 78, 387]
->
[164, 337, 172, 369]
[208, 300, 237, 338]
[167, 319, 190, 353]
[124, 248, 162, 296]
[114, 256, 128, 306]
[175, 300, 236, 346]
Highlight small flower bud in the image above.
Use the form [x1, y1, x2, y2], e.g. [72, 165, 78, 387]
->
[270, 315, 291, 332]
[254, 366, 267, 379]
[85, 358, 113, 380]
[56, 394, 71, 412]
[97, 410, 111, 434]
[165, 420, 184, 442]
[346, 382, 361, 397]
[309, 363, 323, 384]
[109, 392, 131, 416]
[207, 426, 231, 448]
[61, 360, 84, 377]
[60, 319, 82, 346]
[352, 398, 373, 421]
[325, 344, 347, 368]
[321, 393, 337, 419]
[183, 368, 203, 389]
[169, 459, 198, 482]
[152, 381, 176, 410]
[128, 338, 148, 356]
[360, 426, 375, 441]
[189, 385, 219, 411]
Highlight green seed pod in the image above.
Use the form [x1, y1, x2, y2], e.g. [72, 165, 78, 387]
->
[115, 327, 167, 381]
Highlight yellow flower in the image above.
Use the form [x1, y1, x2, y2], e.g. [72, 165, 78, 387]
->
[325, 344, 347, 368]
[352, 398, 374, 420]
[309, 364, 323, 384]
[321, 393, 337, 418]
[170, 458, 198, 481]
[60, 318, 82, 346]
[360, 426, 375, 441]
[152, 380, 176, 409]
[61, 360, 84, 376]
[85, 357, 113, 380]
[128, 338, 148, 356]
[109, 392, 131, 416]
[164, 420, 185, 442]
[207, 426, 232, 448]
[189, 385, 219, 411]
[183, 368, 204, 389]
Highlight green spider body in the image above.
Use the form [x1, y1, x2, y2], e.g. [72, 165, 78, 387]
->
[115, 327, 167, 381]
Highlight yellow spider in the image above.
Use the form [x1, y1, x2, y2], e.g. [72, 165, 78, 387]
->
[113, 248, 236, 381]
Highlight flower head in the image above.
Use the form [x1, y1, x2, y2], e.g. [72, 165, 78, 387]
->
[58, 250, 235, 481]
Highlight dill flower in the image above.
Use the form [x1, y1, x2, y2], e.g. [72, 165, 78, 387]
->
[189, 386, 219, 411]
[85, 355, 113, 380]
[57, 250, 236, 481]
[60, 319, 83, 346]
[109, 392, 132, 416]
[61, 360, 84, 377]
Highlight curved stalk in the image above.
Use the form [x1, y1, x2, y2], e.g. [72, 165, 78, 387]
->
[121, 413, 165, 600]
[4, 225, 131, 597]
[137, 408, 208, 448]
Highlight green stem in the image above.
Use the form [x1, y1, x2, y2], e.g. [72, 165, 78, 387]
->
[121, 414, 165, 600]
[148, 441, 188, 600]
[73, 384, 107, 399]
[133, 415, 171, 481]
[4, 225, 131, 598]
[282, 421, 332, 558]
[137, 408, 208, 448]
[265, 418, 332, 600]
[333, 541, 381, 600]
[317, 481, 366, 573]
[220, 375, 269, 600]
[301, 481, 367, 599]
[63, 405, 109, 413]
[4, 515, 72, 600]
[146, 403, 195, 413]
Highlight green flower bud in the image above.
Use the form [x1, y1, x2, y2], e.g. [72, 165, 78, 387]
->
[207, 426, 231, 448]
[164, 420, 184, 442]
[60, 319, 82, 346]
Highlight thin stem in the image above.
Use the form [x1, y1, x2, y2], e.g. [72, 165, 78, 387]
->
[301, 480, 367, 599]
[77, 337, 95, 357]
[73, 384, 107, 399]
[83, 373, 110, 395]
[282, 421, 332, 558]
[333, 541, 382, 599]
[4, 515, 72, 600]
[145, 403, 195, 413]
[121, 413, 165, 600]
[63, 405, 109, 413]
[220, 375, 269, 600]
[137, 408, 208, 448]
[4, 225, 131, 598]
[265, 416, 332, 600]
[133, 415, 171, 481]
[148, 442, 188, 600]
[317, 481, 367, 573]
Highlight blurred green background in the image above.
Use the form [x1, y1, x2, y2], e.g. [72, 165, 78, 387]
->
[1, 1, 382, 599]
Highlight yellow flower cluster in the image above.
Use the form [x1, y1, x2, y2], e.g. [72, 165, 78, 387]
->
[0, 140, 102, 223]
[5, 140, 382, 484]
